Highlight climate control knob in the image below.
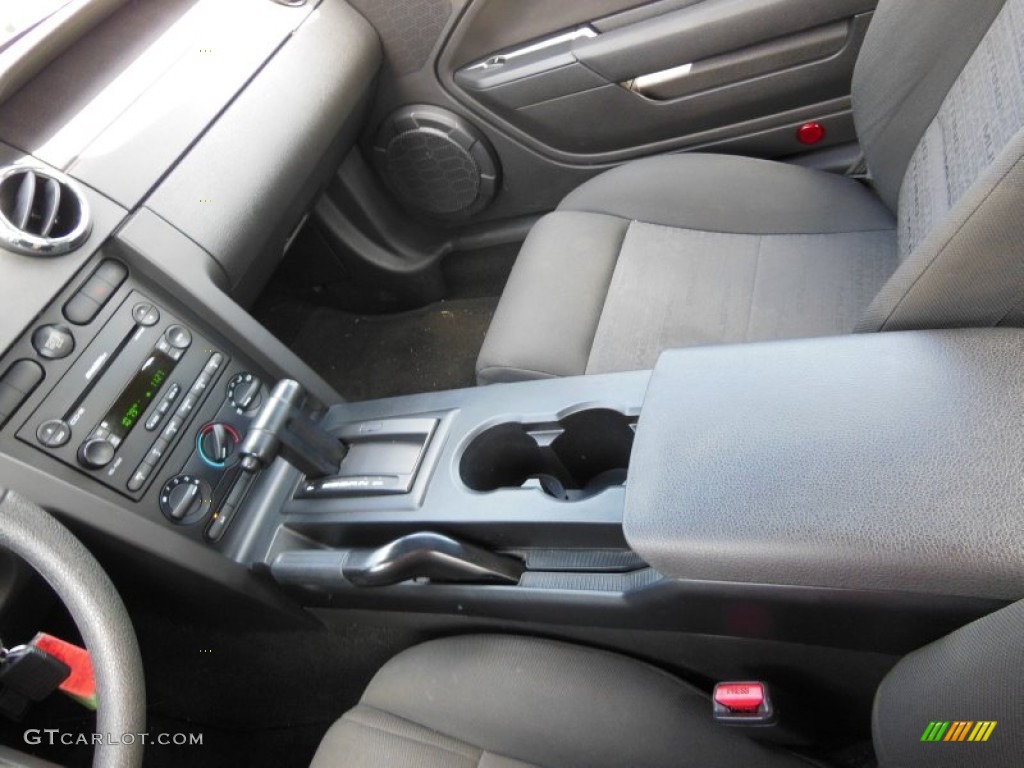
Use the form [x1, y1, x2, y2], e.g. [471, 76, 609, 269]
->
[197, 423, 241, 467]
[159, 476, 211, 523]
[227, 373, 262, 414]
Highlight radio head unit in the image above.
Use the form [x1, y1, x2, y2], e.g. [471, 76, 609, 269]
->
[18, 289, 228, 500]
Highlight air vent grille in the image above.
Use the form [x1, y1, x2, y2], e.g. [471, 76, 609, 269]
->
[0, 166, 91, 256]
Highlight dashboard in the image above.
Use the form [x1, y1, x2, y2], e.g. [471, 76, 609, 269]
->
[0, 0, 381, 619]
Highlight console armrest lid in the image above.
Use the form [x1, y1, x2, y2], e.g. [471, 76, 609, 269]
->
[624, 330, 1024, 599]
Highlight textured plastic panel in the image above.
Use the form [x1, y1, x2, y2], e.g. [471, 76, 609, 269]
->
[0, 0, 312, 209]
[144, 0, 381, 300]
[625, 330, 1024, 600]
[348, 0, 452, 74]
[572, 0, 876, 82]
[514, 14, 871, 155]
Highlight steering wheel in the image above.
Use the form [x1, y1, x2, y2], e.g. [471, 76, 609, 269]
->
[0, 487, 145, 768]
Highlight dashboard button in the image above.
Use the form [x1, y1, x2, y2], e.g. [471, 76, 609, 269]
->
[203, 353, 224, 376]
[0, 383, 23, 416]
[127, 463, 153, 492]
[93, 260, 128, 288]
[79, 276, 115, 305]
[206, 506, 234, 541]
[191, 373, 210, 395]
[2, 360, 44, 394]
[132, 302, 160, 327]
[63, 262, 127, 326]
[36, 419, 71, 448]
[161, 416, 184, 442]
[144, 441, 167, 466]
[32, 325, 75, 360]
[63, 293, 101, 325]
[0, 361, 44, 425]
[176, 393, 197, 418]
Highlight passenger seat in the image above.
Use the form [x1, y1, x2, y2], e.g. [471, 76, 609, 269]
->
[477, 0, 1024, 383]
[311, 598, 1024, 767]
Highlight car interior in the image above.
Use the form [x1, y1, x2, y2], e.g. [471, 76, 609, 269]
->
[1, 0, 1024, 766]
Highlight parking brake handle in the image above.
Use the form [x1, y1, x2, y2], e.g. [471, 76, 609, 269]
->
[238, 379, 347, 478]
[270, 533, 525, 589]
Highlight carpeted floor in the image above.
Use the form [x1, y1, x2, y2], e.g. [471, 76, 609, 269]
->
[257, 296, 498, 402]
[253, 242, 518, 401]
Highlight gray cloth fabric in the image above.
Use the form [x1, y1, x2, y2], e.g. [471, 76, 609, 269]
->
[478, 0, 1024, 383]
[859, 132, 1024, 331]
[896, 0, 1024, 262]
[858, 0, 1024, 331]
[478, 154, 896, 383]
[851, 0, 1008, 210]
[476, 212, 627, 383]
[588, 223, 896, 374]
[310, 635, 811, 768]
[559, 152, 896, 234]
[873, 599, 1024, 768]
[314, 705, 539, 768]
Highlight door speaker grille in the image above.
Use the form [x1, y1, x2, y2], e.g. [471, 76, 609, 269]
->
[373, 105, 500, 219]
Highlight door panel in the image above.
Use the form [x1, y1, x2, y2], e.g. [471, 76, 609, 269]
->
[443, 0, 876, 161]
[570, 0, 875, 82]
[444, 0, 688, 70]
[342, 0, 878, 227]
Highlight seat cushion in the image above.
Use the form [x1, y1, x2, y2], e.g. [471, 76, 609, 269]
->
[476, 154, 897, 383]
[310, 635, 811, 768]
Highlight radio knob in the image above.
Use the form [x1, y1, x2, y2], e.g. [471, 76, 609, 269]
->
[77, 438, 115, 470]
[198, 423, 240, 467]
[228, 373, 263, 413]
[164, 324, 192, 350]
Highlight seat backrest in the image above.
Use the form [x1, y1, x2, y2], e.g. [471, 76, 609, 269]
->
[853, 0, 1024, 332]
[873, 599, 1024, 767]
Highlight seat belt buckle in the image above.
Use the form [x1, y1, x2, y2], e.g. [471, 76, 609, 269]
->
[713, 681, 776, 726]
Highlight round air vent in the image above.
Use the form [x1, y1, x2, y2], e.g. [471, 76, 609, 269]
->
[0, 166, 91, 256]
[372, 105, 500, 219]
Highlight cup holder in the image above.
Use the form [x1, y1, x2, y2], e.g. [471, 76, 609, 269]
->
[459, 408, 636, 501]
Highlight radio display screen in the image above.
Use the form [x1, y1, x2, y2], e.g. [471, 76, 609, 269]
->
[103, 349, 177, 441]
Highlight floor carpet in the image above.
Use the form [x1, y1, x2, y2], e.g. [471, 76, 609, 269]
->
[258, 296, 498, 402]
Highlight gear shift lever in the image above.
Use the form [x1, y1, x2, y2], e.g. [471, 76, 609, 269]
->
[238, 379, 347, 478]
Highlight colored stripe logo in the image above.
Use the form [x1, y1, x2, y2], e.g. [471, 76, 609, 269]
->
[921, 721, 997, 742]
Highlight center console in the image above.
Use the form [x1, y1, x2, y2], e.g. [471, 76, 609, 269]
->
[247, 330, 1024, 657]
[1, 204, 1017, 657]
[0, 169, 1021, 665]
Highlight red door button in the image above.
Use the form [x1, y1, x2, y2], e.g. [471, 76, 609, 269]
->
[714, 682, 765, 713]
[797, 122, 826, 145]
